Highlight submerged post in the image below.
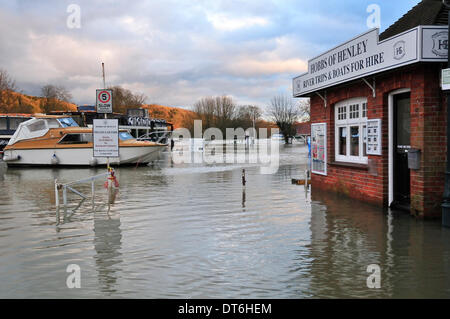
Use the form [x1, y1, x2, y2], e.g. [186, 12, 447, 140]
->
[55, 179, 60, 225]
[54, 179, 59, 209]
[92, 180, 95, 209]
[63, 185, 68, 216]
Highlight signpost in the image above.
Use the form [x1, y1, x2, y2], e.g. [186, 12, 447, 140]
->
[96, 89, 113, 114]
[93, 119, 119, 158]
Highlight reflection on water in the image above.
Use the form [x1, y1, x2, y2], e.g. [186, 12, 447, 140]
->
[309, 190, 450, 298]
[94, 210, 122, 294]
[0, 146, 449, 298]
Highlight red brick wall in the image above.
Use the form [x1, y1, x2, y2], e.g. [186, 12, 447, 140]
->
[310, 63, 446, 218]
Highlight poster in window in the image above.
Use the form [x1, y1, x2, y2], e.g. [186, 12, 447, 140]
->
[311, 123, 327, 176]
[366, 119, 382, 155]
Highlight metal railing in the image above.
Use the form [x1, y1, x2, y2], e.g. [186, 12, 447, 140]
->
[54, 169, 117, 225]
[137, 130, 172, 144]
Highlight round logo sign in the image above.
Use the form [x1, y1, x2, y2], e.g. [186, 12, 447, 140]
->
[98, 90, 111, 103]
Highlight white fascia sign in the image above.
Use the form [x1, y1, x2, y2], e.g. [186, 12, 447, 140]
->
[293, 26, 448, 97]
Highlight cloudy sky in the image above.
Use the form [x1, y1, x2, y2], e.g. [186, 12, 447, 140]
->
[0, 0, 420, 109]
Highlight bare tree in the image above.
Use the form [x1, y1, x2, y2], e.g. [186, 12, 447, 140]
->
[214, 95, 235, 133]
[234, 105, 262, 129]
[194, 97, 216, 129]
[267, 95, 300, 144]
[108, 86, 147, 114]
[0, 69, 18, 113]
[298, 98, 310, 122]
[41, 84, 73, 113]
[193, 95, 237, 134]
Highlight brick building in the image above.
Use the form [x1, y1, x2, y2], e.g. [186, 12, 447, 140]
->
[293, 0, 449, 218]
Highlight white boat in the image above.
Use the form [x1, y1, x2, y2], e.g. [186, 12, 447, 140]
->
[2, 115, 167, 166]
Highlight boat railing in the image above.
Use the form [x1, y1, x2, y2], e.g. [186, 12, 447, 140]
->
[137, 130, 172, 144]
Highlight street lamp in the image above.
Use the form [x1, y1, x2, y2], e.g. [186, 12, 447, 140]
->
[442, 0, 450, 227]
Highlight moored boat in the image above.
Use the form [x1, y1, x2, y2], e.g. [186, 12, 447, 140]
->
[3, 115, 167, 166]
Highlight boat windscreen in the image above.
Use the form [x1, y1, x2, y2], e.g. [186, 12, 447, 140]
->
[119, 132, 134, 141]
[58, 117, 79, 128]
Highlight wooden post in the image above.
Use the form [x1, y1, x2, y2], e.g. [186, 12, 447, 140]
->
[54, 179, 59, 209]
[55, 179, 60, 225]
[91, 180, 95, 209]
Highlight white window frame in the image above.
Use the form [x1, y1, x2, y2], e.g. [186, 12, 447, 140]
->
[335, 97, 368, 165]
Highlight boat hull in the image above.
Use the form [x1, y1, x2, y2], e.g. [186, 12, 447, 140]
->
[3, 145, 166, 167]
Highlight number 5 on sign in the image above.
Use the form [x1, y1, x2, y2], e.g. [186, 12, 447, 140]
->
[96, 89, 113, 114]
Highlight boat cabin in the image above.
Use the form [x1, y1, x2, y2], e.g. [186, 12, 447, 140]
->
[7, 116, 135, 147]
[0, 114, 32, 150]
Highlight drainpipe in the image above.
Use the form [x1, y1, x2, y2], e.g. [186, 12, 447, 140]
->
[442, 1, 450, 227]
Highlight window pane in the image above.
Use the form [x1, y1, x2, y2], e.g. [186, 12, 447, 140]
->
[350, 104, 360, 119]
[28, 120, 46, 132]
[339, 127, 347, 156]
[58, 117, 79, 128]
[10, 118, 24, 130]
[119, 132, 134, 141]
[363, 125, 367, 157]
[350, 126, 359, 156]
[337, 106, 347, 121]
[0, 118, 6, 130]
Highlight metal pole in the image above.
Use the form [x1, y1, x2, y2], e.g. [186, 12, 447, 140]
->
[63, 186, 68, 216]
[443, 1, 450, 227]
[102, 62, 106, 89]
[54, 179, 59, 209]
[102, 62, 110, 168]
[55, 179, 60, 225]
[92, 180, 95, 209]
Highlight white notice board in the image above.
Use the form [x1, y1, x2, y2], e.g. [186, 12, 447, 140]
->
[93, 119, 119, 158]
[442, 68, 450, 91]
[366, 119, 382, 155]
[311, 123, 327, 176]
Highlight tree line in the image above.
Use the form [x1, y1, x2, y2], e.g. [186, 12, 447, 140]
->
[183, 94, 310, 142]
[189, 96, 263, 134]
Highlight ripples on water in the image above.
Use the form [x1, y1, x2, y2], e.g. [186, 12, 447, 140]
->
[0, 145, 449, 298]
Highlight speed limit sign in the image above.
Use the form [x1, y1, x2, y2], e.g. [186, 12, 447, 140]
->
[96, 89, 113, 113]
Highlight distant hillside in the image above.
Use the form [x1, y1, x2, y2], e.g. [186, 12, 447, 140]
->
[142, 104, 197, 129]
[0, 90, 77, 114]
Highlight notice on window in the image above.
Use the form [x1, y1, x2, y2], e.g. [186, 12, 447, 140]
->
[311, 123, 327, 176]
[93, 119, 119, 158]
[366, 119, 381, 156]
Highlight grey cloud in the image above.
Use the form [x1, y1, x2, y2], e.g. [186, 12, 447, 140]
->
[0, 0, 418, 109]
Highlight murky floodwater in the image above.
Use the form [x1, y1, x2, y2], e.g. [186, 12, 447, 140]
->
[0, 145, 449, 298]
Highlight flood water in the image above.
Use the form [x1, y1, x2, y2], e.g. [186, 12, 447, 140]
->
[0, 144, 449, 298]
